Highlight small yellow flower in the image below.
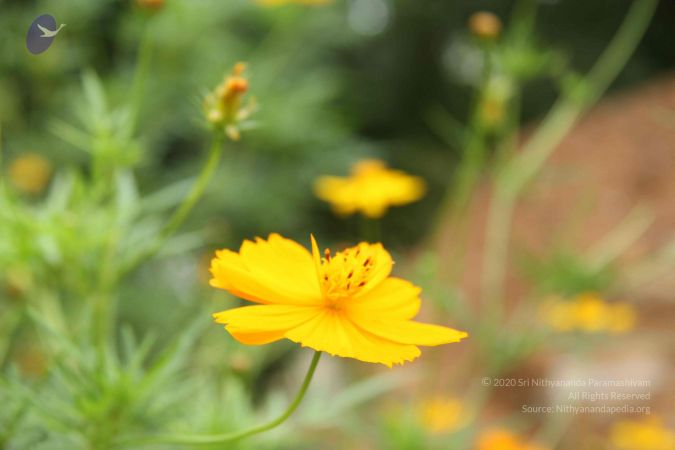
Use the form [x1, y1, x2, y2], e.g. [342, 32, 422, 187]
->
[608, 303, 637, 333]
[468, 12, 502, 40]
[203, 62, 256, 141]
[418, 396, 465, 434]
[7, 153, 52, 195]
[610, 416, 675, 450]
[254, 0, 333, 6]
[574, 293, 611, 332]
[540, 293, 636, 334]
[314, 160, 426, 219]
[475, 428, 548, 450]
[209, 234, 467, 367]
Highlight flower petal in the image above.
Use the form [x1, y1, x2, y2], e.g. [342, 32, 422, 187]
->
[351, 317, 468, 346]
[352, 242, 393, 296]
[348, 277, 421, 320]
[239, 234, 320, 294]
[284, 310, 421, 367]
[214, 304, 321, 345]
[209, 234, 322, 306]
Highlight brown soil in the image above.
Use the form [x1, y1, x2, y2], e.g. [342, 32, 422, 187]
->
[435, 74, 675, 444]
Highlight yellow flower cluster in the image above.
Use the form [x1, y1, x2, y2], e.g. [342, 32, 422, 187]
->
[203, 62, 256, 141]
[476, 429, 548, 450]
[540, 293, 636, 334]
[418, 396, 465, 434]
[7, 153, 52, 195]
[610, 416, 675, 450]
[314, 159, 426, 219]
[209, 234, 467, 367]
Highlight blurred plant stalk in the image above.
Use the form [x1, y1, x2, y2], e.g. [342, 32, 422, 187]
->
[425, 2, 659, 448]
[481, 0, 659, 322]
[119, 351, 322, 446]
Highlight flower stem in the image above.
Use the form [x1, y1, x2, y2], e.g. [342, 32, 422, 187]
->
[359, 216, 382, 243]
[119, 134, 224, 276]
[128, 21, 153, 136]
[160, 134, 224, 239]
[119, 351, 322, 446]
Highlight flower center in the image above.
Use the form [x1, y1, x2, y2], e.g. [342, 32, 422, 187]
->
[320, 244, 376, 305]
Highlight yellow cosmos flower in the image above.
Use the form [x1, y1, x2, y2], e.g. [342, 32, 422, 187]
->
[475, 429, 548, 450]
[255, 0, 332, 6]
[540, 293, 636, 334]
[610, 416, 675, 450]
[314, 159, 426, 219]
[7, 153, 52, 195]
[209, 234, 467, 367]
[203, 62, 256, 141]
[418, 396, 465, 434]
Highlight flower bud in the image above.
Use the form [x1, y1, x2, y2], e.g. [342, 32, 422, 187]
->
[203, 62, 256, 141]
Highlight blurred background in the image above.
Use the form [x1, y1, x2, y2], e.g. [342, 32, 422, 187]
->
[1, 0, 674, 449]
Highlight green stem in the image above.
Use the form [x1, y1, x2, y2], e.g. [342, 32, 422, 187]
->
[160, 134, 224, 239]
[128, 21, 153, 135]
[480, 0, 658, 313]
[359, 216, 382, 243]
[119, 134, 225, 276]
[120, 351, 322, 446]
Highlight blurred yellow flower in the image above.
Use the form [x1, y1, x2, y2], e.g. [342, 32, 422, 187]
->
[419, 396, 465, 434]
[540, 293, 636, 334]
[203, 62, 256, 141]
[314, 159, 426, 219]
[16, 344, 47, 377]
[468, 11, 502, 40]
[475, 429, 548, 450]
[210, 234, 467, 367]
[7, 153, 52, 195]
[255, 0, 332, 6]
[610, 416, 675, 450]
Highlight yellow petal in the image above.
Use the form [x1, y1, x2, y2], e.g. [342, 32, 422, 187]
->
[310, 234, 325, 296]
[351, 242, 393, 296]
[352, 317, 468, 346]
[239, 234, 319, 294]
[228, 329, 287, 345]
[347, 277, 421, 320]
[284, 310, 421, 367]
[214, 304, 321, 345]
[209, 234, 322, 306]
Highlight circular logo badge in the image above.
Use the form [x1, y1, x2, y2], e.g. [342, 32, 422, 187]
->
[26, 14, 60, 55]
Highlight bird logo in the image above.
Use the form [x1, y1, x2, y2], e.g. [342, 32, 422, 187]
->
[26, 14, 65, 54]
[37, 23, 66, 38]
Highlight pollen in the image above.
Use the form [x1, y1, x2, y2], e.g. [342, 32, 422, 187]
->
[320, 244, 377, 302]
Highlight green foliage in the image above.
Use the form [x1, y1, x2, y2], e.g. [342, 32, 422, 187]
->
[0, 1, 669, 449]
[520, 249, 617, 298]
